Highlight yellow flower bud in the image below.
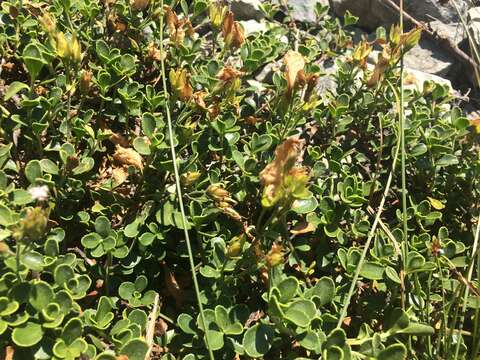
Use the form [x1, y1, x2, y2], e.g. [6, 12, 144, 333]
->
[169, 68, 193, 102]
[55, 32, 69, 59]
[207, 184, 230, 202]
[227, 234, 246, 257]
[181, 171, 201, 186]
[209, 2, 227, 29]
[70, 36, 82, 63]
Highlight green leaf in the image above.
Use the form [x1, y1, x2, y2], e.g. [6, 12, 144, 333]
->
[291, 197, 318, 214]
[62, 318, 83, 344]
[305, 277, 335, 306]
[285, 299, 316, 327]
[277, 277, 299, 303]
[55, 264, 75, 286]
[21, 251, 45, 271]
[25, 160, 42, 184]
[0, 204, 15, 226]
[119, 282, 136, 300]
[22, 44, 47, 81]
[243, 323, 274, 357]
[40, 159, 60, 174]
[437, 154, 458, 167]
[214, 305, 230, 331]
[360, 261, 384, 280]
[119, 339, 149, 360]
[133, 137, 151, 155]
[4, 81, 30, 101]
[177, 313, 197, 335]
[205, 330, 224, 351]
[12, 189, 33, 205]
[297, 330, 323, 352]
[12, 322, 44, 347]
[385, 266, 402, 284]
[377, 344, 406, 360]
[95, 216, 111, 237]
[29, 281, 54, 311]
[251, 133, 272, 153]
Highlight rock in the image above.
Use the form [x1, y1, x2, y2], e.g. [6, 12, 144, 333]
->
[330, 0, 397, 30]
[403, 0, 467, 24]
[316, 58, 338, 95]
[403, 39, 454, 78]
[468, 7, 480, 46]
[284, 0, 328, 23]
[429, 21, 464, 46]
[331, 0, 468, 31]
[239, 19, 269, 35]
[229, 0, 264, 21]
[404, 68, 452, 94]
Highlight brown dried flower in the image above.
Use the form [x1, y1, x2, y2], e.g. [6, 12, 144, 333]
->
[113, 145, 144, 170]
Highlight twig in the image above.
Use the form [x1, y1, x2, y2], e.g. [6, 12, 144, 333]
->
[383, 0, 479, 78]
[145, 293, 160, 360]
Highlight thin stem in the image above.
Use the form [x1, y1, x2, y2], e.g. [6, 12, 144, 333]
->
[453, 214, 480, 359]
[157, 4, 214, 359]
[105, 252, 112, 296]
[16, 243, 22, 281]
[337, 83, 403, 328]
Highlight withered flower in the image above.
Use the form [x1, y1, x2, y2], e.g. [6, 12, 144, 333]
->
[216, 66, 243, 97]
[131, 0, 149, 11]
[284, 51, 306, 97]
[169, 68, 193, 102]
[193, 91, 207, 111]
[366, 46, 391, 87]
[222, 11, 245, 49]
[39, 12, 56, 34]
[266, 243, 284, 268]
[165, 6, 194, 44]
[260, 137, 310, 208]
[80, 70, 93, 94]
[113, 145, 144, 170]
[217, 66, 243, 83]
[147, 42, 164, 61]
[13, 207, 49, 243]
[112, 166, 129, 186]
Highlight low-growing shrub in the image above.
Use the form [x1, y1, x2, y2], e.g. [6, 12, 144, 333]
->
[0, 0, 479, 359]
